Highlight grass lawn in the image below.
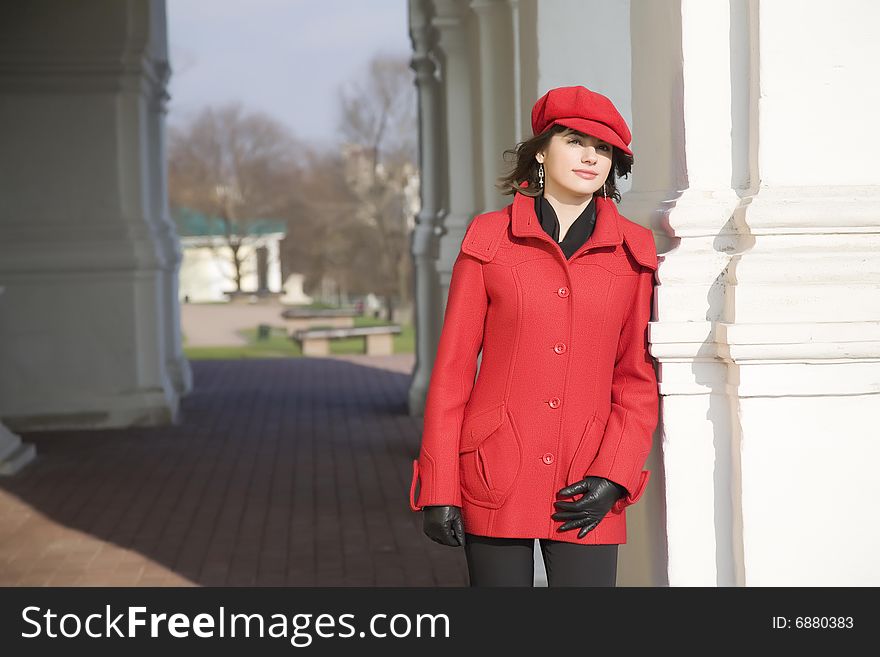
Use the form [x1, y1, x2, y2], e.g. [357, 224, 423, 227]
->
[183, 316, 414, 360]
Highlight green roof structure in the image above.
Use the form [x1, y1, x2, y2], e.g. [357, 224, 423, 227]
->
[172, 207, 287, 238]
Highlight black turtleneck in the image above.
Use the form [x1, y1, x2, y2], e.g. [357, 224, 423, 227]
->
[534, 193, 597, 259]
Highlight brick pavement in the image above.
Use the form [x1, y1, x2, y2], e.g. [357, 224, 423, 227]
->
[0, 355, 469, 586]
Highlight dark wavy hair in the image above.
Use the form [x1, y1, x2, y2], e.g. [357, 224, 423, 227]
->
[495, 124, 633, 202]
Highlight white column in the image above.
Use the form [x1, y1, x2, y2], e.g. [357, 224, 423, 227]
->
[630, 0, 744, 587]
[642, 0, 880, 586]
[730, 0, 880, 586]
[0, 0, 185, 430]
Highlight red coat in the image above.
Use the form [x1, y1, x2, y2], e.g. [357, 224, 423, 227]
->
[409, 183, 659, 545]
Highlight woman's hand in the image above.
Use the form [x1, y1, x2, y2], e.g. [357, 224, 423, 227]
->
[552, 476, 626, 538]
[423, 505, 465, 547]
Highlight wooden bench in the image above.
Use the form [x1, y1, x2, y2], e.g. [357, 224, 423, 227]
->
[224, 290, 285, 304]
[292, 325, 401, 356]
[280, 307, 358, 333]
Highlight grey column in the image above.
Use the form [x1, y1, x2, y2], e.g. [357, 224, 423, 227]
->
[145, 0, 193, 397]
[408, 0, 446, 415]
[430, 0, 478, 307]
[470, 0, 517, 214]
[0, 0, 185, 430]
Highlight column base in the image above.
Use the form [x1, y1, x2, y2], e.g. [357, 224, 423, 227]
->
[0, 422, 36, 476]
[2, 387, 181, 432]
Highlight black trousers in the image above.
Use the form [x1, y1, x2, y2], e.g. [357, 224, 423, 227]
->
[464, 533, 618, 587]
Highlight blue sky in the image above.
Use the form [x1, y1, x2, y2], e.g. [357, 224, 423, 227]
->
[166, 0, 411, 150]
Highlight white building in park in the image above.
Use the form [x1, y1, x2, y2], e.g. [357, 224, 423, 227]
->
[173, 208, 286, 303]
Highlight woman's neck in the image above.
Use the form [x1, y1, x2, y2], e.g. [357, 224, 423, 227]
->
[542, 186, 593, 231]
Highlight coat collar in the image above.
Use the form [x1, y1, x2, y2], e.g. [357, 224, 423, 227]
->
[510, 180, 623, 252]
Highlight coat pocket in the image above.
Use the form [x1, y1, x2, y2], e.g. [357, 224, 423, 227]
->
[565, 413, 606, 487]
[610, 469, 651, 514]
[459, 402, 523, 509]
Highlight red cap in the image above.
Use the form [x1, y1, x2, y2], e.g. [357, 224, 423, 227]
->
[531, 85, 632, 156]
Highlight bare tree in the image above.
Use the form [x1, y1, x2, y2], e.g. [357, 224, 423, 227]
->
[168, 102, 302, 293]
[279, 148, 362, 305]
[336, 53, 418, 321]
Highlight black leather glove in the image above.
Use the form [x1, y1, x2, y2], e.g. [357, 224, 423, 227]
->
[552, 476, 627, 538]
[423, 505, 465, 547]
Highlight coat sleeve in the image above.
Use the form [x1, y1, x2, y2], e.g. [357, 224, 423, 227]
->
[409, 241, 488, 511]
[585, 265, 659, 514]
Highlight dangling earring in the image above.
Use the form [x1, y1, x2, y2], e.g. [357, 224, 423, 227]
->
[602, 183, 607, 199]
[538, 162, 544, 189]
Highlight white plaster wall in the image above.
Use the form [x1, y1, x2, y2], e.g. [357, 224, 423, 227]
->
[758, 0, 880, 186]
[534, 0, 632, 196]
[740, 394, 880, 585]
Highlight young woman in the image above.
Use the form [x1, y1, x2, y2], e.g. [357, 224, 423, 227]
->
[408, 85, 659, 586]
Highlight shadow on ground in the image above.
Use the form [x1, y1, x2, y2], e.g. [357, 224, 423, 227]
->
[0, 357, 467, 586]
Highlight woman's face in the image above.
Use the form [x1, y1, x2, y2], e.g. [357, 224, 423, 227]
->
[536, 129, 613, 199]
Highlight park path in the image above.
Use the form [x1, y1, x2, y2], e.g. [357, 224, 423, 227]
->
[180, 302, 291, 346]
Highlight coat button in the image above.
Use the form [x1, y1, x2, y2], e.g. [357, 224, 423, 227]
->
[553, 342, 567, 354]
[542, 453, 554, 465]
[548, 397, 561, 408]
[557, 286, 569, 298]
